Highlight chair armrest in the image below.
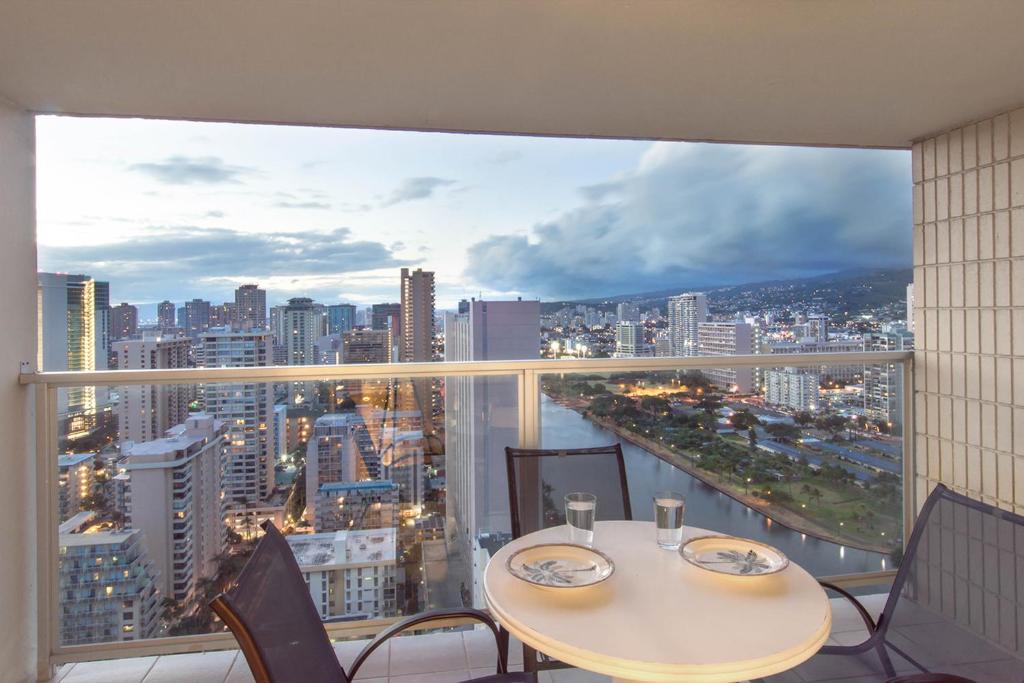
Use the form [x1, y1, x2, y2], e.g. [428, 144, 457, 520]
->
[348, 608, 507, 680]
[818, 580, 879, 632]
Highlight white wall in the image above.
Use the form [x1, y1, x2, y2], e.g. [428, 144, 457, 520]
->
[0, 97, 38, 681]
[912, 107, 1024, 511]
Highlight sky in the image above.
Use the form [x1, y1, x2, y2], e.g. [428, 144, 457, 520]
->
[36, 116, 911, 316]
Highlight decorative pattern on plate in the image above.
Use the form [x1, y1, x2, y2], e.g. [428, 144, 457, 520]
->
[680, 536, 789, 576]
[506, 543, 615, 589]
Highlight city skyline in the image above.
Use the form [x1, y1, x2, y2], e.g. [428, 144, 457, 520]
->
[37, 117, 911, 311]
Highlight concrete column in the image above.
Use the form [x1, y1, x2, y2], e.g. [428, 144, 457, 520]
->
[0, 96, 39, 682]
[912, 106, 1024, 513]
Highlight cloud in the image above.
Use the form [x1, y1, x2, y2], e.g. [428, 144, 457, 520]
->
[39, 226, 413, 303]
[381, 176, 456, 207]
[488, 149, 524, 165]
[205, 210, 225, 218]
[464, 142, 910, 299]
[128, 156, 256, 185]
[274, 201, 331, 209]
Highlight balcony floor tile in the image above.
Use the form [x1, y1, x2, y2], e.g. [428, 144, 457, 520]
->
[335, 639, 392, 679]
[60, 656, 157, 683]
[142, 651, 238, 683]
[389, 632, 468, 676]
[389, 671, 474, 683]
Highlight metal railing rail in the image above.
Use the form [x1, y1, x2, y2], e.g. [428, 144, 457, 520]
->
[19, 351, 914, 386]
[27, 350, 915, 674]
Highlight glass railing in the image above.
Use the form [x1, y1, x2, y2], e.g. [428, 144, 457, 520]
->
[26, 350, 912, 663]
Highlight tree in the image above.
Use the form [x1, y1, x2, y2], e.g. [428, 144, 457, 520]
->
[730, 410, 761, 446]
[793, 411, 814, 427]
[765, 423, 801, 442]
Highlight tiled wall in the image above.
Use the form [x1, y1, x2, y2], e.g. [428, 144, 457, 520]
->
[913, 106, 1024, 514]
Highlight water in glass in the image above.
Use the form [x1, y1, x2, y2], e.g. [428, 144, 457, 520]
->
[654, 491, 685, 549]
[565, 492, 596, 546]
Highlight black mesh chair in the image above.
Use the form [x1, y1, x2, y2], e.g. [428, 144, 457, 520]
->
[505, 444, 632, 539]
[504, 444, 632, 671]
[211, 522, 535, 683]
[764, 484, 1024, 683]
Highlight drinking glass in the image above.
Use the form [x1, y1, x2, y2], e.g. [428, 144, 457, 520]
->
[654, 491, 685, 549]
[565, 492, 597, 547]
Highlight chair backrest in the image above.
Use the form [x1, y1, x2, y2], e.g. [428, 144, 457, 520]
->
[879, 484, 1024, 682]
[505, 444, 631, 538]
[210, 522, 347, 683]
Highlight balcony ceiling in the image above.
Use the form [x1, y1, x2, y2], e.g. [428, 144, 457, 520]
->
[0, 1, 1022, 149]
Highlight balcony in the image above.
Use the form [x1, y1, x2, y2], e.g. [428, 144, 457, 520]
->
[30, 352, 910, 676]
[4, 4, 1024, 682]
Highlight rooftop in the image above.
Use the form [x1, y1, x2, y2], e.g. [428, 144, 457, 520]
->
[58, 528, 141, 548]
[287, 528, 397, 568]
[319, 480, 398, 494]
[57, 453, 95, 468]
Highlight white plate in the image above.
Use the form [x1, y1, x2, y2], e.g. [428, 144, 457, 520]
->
[680, 535, 789, 576]
[506, 543, 615, 589]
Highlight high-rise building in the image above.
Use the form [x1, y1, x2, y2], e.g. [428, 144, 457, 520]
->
[342, 329, 391, 364]
[38, 273, 97, 427]
[400, 268, 435, 362]
[116, 333, 192, 444]
[444, 299, 540, 538]
[209, 302, 236, 329]
[58, 528, 162, 645]
[110, 302, 138, 340]
[287, 528, 397, 620]
[94, 281, 110, 369]
[57, 453, 96, 521]
[864, 331, 913, 435]
[653, 330, 673, 357]
[198, 328, 275, 503]
[767, 338, 866, 382]
[157, 300, 176, 330]
[614, 321, 649, 357]
[326, 303, 356, 334]
[183, 299, 211, 337]
[697, 321, 756, 393]
[399, 269, 436, 444]
[371, 303, 401, 336]
[283, 297, 318, 366]
[765, 367, 820, 412]
[314, 480, 400, 533]
[305, 413, 381, 528]
[234, 284, 267, 330]
[122, 414, 227, 605]
[805, 314, 830, 343]
[616, 301, 640, 323]
[305, 409, 424, 526]
[667, 292, 708, 357]
[283, 297, 320, 403]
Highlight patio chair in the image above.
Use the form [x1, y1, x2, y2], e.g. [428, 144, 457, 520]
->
[762, 484, 1024, 683]
[211, 521, 535, 683]
[504, 444, 632, 671]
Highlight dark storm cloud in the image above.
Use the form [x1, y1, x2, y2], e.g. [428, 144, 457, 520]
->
[381, 176, 456, 207]
[38, 226, 411, 301]
[128, 156, 256, 185]
[465, 143, 910, 299]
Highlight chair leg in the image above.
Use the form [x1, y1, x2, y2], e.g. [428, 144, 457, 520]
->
[522, 644, 539, 673]
[875, 641, 897, 678]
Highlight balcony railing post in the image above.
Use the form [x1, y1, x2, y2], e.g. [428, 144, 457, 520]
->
[522, 369, 540, 449]
[902, 355, 916, 547]
[35, 384, 57, 681]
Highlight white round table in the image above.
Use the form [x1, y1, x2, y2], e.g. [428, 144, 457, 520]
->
[483, 521, 831, 683]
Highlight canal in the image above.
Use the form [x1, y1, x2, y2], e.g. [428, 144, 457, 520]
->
[540, 395, 889, 576]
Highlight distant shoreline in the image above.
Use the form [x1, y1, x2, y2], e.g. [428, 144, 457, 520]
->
[544, 393, 891, 556]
